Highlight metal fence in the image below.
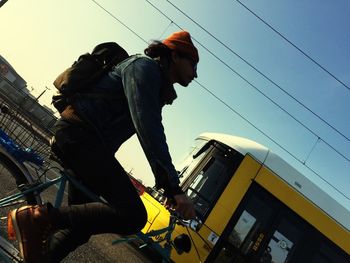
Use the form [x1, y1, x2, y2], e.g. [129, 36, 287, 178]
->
[0, 103, 52, 161]
[0, 77, 58, 163]
[0, 78, 57, 133]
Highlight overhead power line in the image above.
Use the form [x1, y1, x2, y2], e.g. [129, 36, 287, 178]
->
[143, 0, 350, 201]
[235, 0, 350, 93]
[195, 80, 349, 201]
[89, 0, 350, 201]
[150, 0, 350, 163]
[165, 0, 350, 144]
[91, 0, 148, 44]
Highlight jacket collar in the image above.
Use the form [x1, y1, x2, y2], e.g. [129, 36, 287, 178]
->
[155, 58, 177, 106]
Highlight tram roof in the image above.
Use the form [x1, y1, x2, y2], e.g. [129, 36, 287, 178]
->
[198, 132, 350, 231]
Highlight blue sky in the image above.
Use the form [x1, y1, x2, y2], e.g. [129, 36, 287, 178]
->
[0, 0, 349, 211]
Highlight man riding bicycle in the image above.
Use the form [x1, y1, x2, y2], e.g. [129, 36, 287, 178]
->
[8, 30, 198, 262]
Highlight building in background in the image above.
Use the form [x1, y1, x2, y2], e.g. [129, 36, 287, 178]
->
[0, 55, 26, 90]
[0, 54, 57, 144]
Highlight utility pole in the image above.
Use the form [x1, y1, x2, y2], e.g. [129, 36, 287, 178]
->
[0, 0, 8, 8]
[35, 86, 50, 101]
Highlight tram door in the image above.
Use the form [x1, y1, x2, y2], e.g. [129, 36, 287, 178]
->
[209, 184, 305, 263]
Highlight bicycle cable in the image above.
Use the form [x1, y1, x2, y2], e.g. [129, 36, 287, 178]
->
[185, 226, 203, 262]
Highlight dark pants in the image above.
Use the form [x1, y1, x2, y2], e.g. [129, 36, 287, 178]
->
[49, 122, 147, 262]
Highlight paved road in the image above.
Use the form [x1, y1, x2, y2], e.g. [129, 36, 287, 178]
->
[0, 163, 153, 263]
[62, 234, 152, 263]
[41, 168, 154, 262]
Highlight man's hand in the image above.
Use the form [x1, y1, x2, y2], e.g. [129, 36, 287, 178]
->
[169, 194, 196, 220]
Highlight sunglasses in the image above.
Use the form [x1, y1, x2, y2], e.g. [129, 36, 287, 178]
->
[186, 56, 198, 72]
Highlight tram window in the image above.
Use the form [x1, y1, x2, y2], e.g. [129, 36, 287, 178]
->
[176, 139, 208, 182]
[186, 156, 232, 219]
[212, 193, 276, 263]
[229, 195, 274, 254]
[229, 210, 256, 248]
[262, 218, 301, 263]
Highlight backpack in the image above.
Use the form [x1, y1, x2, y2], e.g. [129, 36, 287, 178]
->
[52, 42, 129, 113]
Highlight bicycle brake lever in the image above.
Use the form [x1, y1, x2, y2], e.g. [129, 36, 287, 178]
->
[176, 217, 202, 232]
[189, 217, 202, 232]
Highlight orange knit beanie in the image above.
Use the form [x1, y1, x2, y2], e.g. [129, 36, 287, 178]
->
[162, 31, 199, 63]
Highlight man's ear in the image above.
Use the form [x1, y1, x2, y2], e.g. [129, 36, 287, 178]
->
[170, 51, 180, 64]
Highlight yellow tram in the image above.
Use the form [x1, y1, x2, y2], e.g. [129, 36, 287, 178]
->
[140, 133, 350, 263]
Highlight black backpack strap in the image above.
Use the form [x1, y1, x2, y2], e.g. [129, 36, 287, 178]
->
[51, 92, 121, 114]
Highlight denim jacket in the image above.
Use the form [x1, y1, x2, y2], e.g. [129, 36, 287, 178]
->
[68, 54, 181, 196]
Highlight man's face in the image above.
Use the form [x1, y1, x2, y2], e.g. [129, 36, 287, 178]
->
[173, 53, 198, 87]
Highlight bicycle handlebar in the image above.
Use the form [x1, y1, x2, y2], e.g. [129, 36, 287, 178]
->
[169, 210, 202, 232]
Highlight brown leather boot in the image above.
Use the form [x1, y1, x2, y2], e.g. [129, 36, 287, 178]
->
[7, 204, 55, 263]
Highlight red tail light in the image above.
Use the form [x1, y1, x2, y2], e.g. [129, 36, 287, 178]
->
[129, 176, 145, 195]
